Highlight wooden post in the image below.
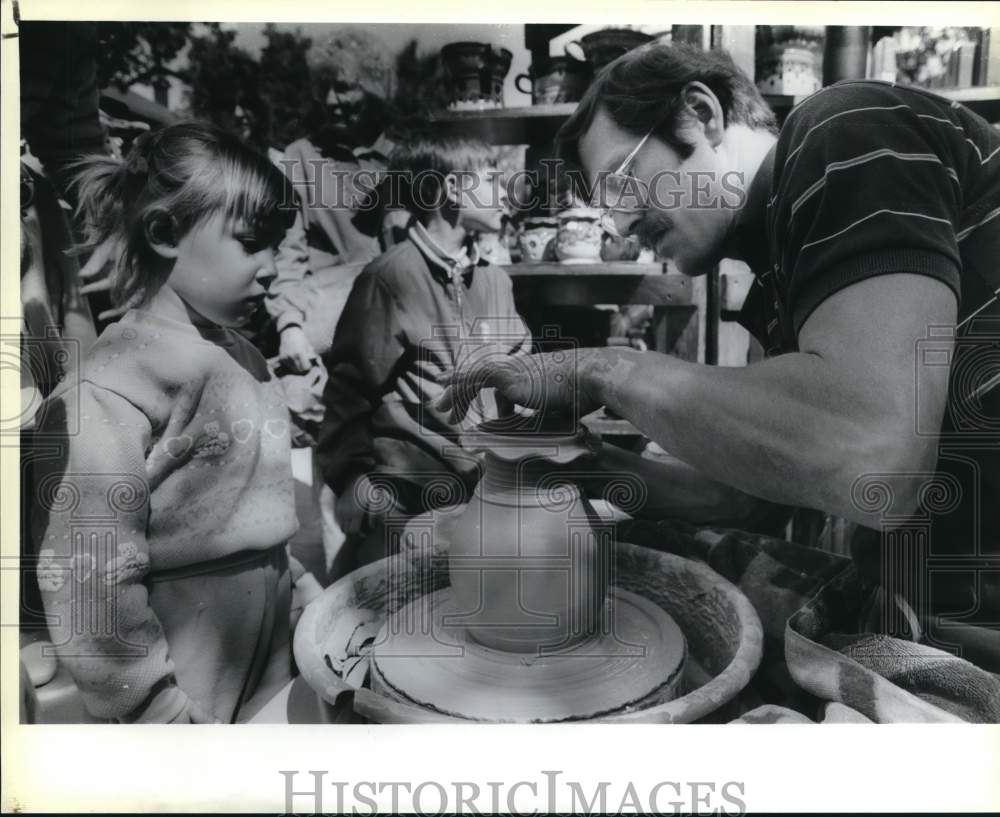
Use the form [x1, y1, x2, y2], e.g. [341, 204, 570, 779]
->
[713, 26, 756, 77]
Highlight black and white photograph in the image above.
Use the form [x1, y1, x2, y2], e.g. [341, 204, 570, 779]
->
[4, 1, 999, 812]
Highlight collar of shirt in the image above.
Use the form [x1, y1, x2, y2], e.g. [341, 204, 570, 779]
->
[355, 133, 395, 163]
[407, 219, 482, 287]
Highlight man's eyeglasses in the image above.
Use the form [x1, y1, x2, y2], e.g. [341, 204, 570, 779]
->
[588, 127, 655, 238]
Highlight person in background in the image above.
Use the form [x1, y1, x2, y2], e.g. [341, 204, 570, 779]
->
[32, 122, 320, 724]
[19, 21, 107, 205]
[262, 61, 408, 585]
[266, 79, 398, 378]
[315, 136, 530, 580]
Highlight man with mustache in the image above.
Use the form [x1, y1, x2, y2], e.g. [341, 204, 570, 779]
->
[439, 43, 999, 659]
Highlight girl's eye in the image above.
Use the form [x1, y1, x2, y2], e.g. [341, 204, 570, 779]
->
[237, 235, 262, 253]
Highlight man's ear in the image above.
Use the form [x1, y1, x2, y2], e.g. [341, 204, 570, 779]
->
[681, 81, 726, 149]
[143, 210, 179, 259]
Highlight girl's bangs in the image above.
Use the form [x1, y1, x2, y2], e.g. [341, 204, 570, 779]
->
[221, 155, 297, 235]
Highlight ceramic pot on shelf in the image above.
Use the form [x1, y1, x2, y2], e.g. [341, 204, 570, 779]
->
[442, 417, 608, 653]
[755, 25, 825, 96]
[555, 207, 603, 264]
[441, 41, 513, 110]
[517, 216, 559, 262]
[515, 55, 592, 105]
[564, 28, 654, 72]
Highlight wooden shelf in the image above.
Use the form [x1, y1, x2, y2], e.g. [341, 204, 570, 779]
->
[506, 263, 694, 307]
[429, 85, 1000, 138]
[430, 103, 578, 123]
[936, 86, 1000, 102]
[506, 261, 667, 276]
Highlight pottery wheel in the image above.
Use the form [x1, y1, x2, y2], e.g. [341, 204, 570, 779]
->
[370, 587, 686, 722]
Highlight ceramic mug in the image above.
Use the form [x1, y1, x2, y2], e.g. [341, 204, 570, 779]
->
[555, 207, 603, 264]
[514, 56, 591, 105]
[517, 217, 558, 262]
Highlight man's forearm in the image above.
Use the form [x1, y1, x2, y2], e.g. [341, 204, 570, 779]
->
[579, 348, 913, 527]
[582, 443, 761, 525]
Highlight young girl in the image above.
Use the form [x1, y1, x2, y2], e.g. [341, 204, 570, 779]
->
[31, 122, 312, 723]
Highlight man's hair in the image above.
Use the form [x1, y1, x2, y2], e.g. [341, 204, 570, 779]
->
[556, 43, 777, 192]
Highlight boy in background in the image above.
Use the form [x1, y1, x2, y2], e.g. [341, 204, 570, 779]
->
[316, 136, 529, 579]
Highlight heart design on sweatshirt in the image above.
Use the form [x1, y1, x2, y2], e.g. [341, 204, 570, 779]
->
[71, 553, 96, 583]
[164, 435, 193, 459]
[230, 418, 254, 444]
[263, 418, 288, 439]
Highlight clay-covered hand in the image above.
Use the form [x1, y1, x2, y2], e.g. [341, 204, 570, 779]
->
[290, 570, 324, 631]
[436, 350, 601, 424]
[334, 474, 394, 535]
[278, 325, 318, 375]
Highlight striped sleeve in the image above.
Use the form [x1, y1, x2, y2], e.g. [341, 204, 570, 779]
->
[772, 86, 963, 333]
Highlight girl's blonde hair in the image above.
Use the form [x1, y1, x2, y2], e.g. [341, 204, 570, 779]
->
[72, 120, 296, 307]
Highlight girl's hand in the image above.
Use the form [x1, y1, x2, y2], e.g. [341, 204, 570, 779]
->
[181, 696, 222, 724]
[278, 326, 318, 375]
[125, 683, 222, 724]
[334, 474, 394, 535]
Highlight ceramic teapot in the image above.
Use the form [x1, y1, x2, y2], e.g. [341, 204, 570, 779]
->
[442, 415, 609, 653]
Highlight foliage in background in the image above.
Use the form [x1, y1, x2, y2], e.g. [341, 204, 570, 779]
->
[386, 39, 450, 140]
[257, 25, 317, 150]
[95, 22, 193, 88]
[94, 24, 458, 153]
[182, 24, 262, 141]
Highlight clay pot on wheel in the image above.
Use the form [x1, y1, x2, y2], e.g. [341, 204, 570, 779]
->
[443, 418, 608, 653]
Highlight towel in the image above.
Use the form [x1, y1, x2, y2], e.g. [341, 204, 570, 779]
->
[616, 519, 1000, 723]
[822, 633, 1000, 723]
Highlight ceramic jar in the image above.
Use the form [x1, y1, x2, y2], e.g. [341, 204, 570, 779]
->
[555, 207, 603, 264]
[755, 26, 824, 96]
[517, 216, 558, 262]
[441, 42, 513, 110]
[443, 420, 608, 653]
[515, 56, 591, 105]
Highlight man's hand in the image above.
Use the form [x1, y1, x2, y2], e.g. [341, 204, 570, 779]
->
[279, 326, 317, 375]
[435, 350, 602, 424]
[334, 474, 393, 535]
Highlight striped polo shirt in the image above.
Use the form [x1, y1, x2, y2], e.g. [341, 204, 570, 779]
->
[737, 80, 999, 622]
